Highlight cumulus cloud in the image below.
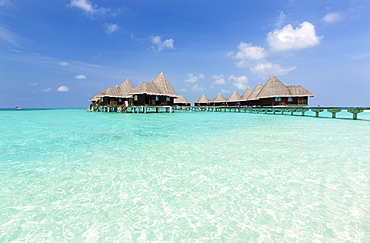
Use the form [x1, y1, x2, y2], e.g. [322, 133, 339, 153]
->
[41, 88, 51, 92]
[212, 74, 226, 85]
[228, 42, 266, 60]
[59, 61, 69, 66]
[70, 0, 94, 13]
[57, 86, 70, 92]
[267, 21, 322, 51]
[184, 73, 205, 83]
[30, 82, 38, 86]
[249, 62, 296, 77]
[322, 12, 342, 23]
[150, 36, 174, 52]
[69, 0, 109, 16]
[74, 74, 87, 79]
[228, 75, 249, 90]
[105, 23, 119, 34]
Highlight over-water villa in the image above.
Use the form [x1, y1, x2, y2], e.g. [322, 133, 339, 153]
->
[89, 73, 315, 112]
[194, 75, 314, 107]
[89, 73, 178, 112]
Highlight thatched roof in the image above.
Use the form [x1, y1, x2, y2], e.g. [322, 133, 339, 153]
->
[287, 85, 315, 97]
[89, 79, 134, 101]
[228, 91, 242, 102]
[89, 86, 122, 101]
[194, 94, 210, 103]
[119, 79, 134, 98]
[174, 95, 191, 104]
[241, 87, 252, 101]
[212, 93, 228, 103]
[130, 82, 161, 95]
[129, 72, 178, 97]
[151, 72, 178, 97]
[247, 83, 264, 101]
[89, 90, 105, 101]
[256, 75, 291, 99]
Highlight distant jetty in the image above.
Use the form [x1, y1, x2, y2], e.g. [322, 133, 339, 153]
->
[88, 73, 369, 119]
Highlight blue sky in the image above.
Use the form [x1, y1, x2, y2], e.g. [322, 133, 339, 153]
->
[1, 0, 370, 108]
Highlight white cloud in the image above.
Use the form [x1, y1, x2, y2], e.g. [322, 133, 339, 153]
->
[150, 36, 175, 52]
[105, 23, 119, 34]
[228, 75, 249, 90]
[322, 12, 342, 23]
[30, 82, 38, 86]
[228, 42, 266, 60]
[212, 74, 225, 85]
[249, 62, 296, 78]
[220, 89, 231, 94]
[69, 0, 109, 16]
[74, 74, 87, 79]
[57, 86, 70, 92]
[0, 0, 12, 6]
[59, 61, 69, 66]
[267, 21, 322, 51]
[70, 0, 94, 13]
[191, 85, 203, 91]
[41, 88, 51, 92]
[0, 25, 19, 46]
[184, 73, 205, 83]
[275, 11, 286, 28]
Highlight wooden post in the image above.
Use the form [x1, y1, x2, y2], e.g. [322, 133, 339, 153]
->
[348, 109, 363, 120]
[311, 109, 324, 117]
[328, 109, 342, 118]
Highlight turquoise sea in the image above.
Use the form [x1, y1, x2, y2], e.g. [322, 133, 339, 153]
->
[0, 109, 369, 242]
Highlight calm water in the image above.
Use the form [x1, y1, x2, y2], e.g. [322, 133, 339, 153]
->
[0, 109, 369, 242]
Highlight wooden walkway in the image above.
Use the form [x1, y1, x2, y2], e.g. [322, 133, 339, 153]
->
[90, 105, 370, 120]
[91, 105, 173, 113]
[174, 106, 370, 120]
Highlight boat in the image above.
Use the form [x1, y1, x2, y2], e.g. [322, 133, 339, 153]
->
[15, 107, 23, 109]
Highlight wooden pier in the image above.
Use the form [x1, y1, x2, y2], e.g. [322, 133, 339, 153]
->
[174, 106, 370, 120]
[90, 105, 370, 120]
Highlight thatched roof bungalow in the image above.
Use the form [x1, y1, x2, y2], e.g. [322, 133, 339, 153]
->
[194, 94, 211, 106]
[89, 73, 179, 107]
[129, 72, 178, 106]
[252, 75, 314, 106]
[227, 91, 242, 106]
[89, 79, 134, 106]
[212, 93, 228, 105]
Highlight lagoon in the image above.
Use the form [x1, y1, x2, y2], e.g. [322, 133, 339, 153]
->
[0, 109, 369, 241]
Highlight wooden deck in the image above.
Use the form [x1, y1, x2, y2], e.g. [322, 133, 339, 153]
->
[174, 106, 370, 120]
[91, 105, 173, 113]
[90, 105, 370, 120]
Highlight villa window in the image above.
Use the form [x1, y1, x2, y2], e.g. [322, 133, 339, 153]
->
[134, 95, 138, 101]
[288, 97, 293, 102]
[156, 96, 159, 101]
[118, 98, 122, 102]
[166, 97, 170, 101]
[275, 97, 281, 101]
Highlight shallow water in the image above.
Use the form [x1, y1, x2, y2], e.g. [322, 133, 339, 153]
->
[0, 109, 369, 242]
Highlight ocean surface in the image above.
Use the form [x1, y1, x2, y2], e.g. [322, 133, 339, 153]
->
[0, 109, 369, 242]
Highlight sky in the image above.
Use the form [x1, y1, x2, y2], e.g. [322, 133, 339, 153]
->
[1, 0, 370, 108]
